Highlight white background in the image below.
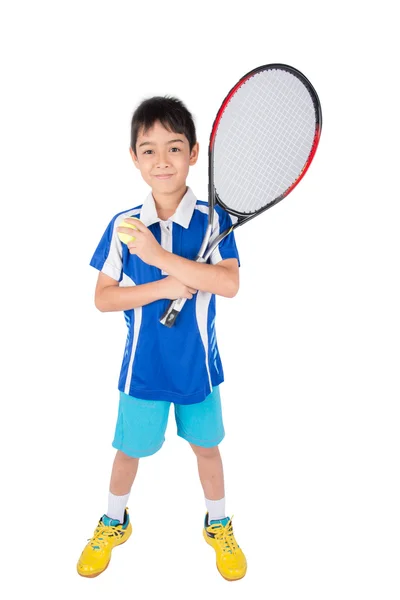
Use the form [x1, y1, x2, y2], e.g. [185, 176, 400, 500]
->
[1, 1, 399, 598]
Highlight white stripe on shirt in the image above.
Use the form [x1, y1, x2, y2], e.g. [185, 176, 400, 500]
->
[121, 273, 141, 394]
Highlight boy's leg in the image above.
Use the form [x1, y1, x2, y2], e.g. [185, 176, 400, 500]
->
[175, 388, 247, 580]
[110, 449, 139, 494]
[189, 443, 226, 519]
[175, 386, 226, 518]
[107, 450, 139, 522]
[106, 392, 170, 521]
[77, 393, 170, 578]
[189, 442, 247, 580]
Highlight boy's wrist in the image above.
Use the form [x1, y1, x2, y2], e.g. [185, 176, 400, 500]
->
[156, 248, 170, 271]
[154, 277, 165, 300]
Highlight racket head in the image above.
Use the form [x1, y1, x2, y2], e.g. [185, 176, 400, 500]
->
[208, 63, 322, 219]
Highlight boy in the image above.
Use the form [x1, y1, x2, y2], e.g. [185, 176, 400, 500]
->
[77, 96, 247, 581]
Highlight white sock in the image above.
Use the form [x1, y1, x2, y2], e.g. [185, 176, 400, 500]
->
[107, 491, 130, 523]
[205, 497, 226, 522]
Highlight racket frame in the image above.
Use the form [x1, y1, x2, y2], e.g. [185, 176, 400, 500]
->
[159, 63, 322, 328]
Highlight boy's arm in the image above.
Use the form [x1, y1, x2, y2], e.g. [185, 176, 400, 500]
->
[94, 271, 197, 312]
[94, 272, 165, 312]
[116, 218, 240, 299]
[157, 253, 239, 298]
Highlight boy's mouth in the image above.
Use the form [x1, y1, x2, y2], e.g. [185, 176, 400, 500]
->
[154, 174, 174, 180]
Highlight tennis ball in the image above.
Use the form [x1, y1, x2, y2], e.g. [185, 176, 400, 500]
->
[117, 217, 140, 244]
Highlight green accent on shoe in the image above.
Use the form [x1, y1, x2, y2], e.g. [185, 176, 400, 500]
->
[210, 517, 230, 527]
[101, 515, 121, 527]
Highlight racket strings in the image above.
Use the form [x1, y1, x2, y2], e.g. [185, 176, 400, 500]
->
[213, 68, 318, 214]
[218, 78, 312, 203]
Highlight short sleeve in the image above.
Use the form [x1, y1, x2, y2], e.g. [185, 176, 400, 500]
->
[208, 206, 241, 267]
[89, 215, 123, 281]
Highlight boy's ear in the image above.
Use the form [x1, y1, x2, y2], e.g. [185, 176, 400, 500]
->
[189, 141, 200, 166]
[129, 147, 140, 169]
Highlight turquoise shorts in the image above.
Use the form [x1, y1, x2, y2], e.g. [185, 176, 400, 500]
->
[112, 386, 225, 458]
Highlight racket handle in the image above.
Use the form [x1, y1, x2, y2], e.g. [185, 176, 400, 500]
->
[159, 256, 206, 327]
[159, 297, 188, 328]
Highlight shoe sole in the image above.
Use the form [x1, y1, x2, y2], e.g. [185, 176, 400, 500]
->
[217, 566, 246, 582]
[77, 534, 130, 578]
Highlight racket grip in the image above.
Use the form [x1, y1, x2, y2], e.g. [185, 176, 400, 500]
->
[159, 297, 188, 328]
[159, 256, 206, 327]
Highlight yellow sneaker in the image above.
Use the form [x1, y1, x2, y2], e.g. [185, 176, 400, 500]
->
[77, 507, 132, 578]
[203, 513, 247, 581]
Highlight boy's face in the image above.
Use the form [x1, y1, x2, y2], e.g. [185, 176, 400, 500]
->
[130, 120, 199, 196]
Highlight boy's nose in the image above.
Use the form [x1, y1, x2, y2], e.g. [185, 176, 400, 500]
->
[155, 151, 171, 168]
[156, 160, 171, 169]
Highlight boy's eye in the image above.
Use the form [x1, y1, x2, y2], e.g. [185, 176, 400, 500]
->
[170, 147, 180, 152]
[143, 149, 154, 155]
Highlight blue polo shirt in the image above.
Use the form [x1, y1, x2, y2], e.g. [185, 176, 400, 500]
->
[89, 186, 241, 405]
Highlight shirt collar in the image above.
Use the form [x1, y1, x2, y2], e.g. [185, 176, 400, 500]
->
[139, 186, 197, 229]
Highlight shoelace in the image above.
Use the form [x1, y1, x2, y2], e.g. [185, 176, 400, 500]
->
[208, 515, 238, 554]
[88, 521, 123, 550]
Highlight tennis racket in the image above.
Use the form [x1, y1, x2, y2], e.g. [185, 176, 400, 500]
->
[159, 63, 322, 328]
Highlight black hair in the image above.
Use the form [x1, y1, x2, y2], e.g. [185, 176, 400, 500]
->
[130, 96, 197, 155]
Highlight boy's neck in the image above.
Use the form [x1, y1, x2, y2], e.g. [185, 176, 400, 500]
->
[153, 185, 188, 221]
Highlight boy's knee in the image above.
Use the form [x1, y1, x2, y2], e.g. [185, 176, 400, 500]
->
[116, 449, 140, 462]
[190, 443, 219, 459]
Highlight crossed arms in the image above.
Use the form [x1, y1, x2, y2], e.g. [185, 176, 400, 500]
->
[95, 255, 239, 312]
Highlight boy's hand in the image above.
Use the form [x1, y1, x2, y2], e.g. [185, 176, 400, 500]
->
[117, 218, 165, 267]
[160, 275, 197, 300]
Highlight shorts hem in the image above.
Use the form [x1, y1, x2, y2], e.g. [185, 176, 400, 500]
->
[177, 431, 225, 448]
[112, 439, 164, 458]
[119, 382, 222, 405]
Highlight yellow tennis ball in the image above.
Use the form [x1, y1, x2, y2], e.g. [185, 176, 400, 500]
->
[117, 217, 140, 244]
